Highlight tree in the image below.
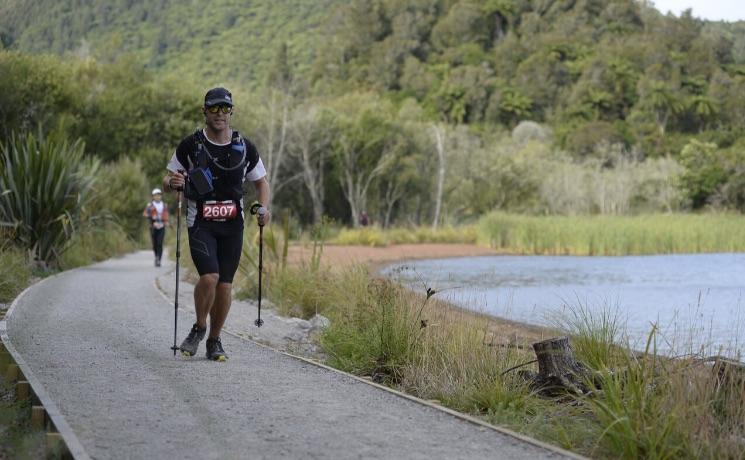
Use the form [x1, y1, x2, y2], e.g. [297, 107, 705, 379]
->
[253, 45, 298, 211]
[687, 94, 719, 132]
[330, 94, 396, 227]
[431, 123, 446, 229]
[287, 104, 332, 224]
[679, 140, 727, 208]
[641, 80, 684, 136]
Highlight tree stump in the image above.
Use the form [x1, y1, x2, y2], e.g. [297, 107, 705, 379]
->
[530, 336, 592, 397]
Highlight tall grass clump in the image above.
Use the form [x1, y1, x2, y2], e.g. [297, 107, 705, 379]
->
[333, 225, 478, 246]
[550, 302, 625, 370]
[321, 273, 432, 384]
[478, 212, 745, 255]
[0, 131, 99, 266]
[0, 243, 31, 303]
[237, 216, 316, 316]
[554, 306, 745, 458]
[238, 216, 347, 319]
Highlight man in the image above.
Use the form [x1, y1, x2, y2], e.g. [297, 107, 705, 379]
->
[143, 188, 169, 267]
[163, 87, 270, 361]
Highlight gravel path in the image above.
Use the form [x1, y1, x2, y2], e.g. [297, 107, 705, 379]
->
[8, 251, 571, 459]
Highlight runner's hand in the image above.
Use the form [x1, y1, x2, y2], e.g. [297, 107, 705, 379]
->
[169, 171, 186, 191]
[257, 208, 271, 227]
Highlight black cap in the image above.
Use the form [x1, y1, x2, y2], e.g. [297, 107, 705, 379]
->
[204, 87, 233, 107]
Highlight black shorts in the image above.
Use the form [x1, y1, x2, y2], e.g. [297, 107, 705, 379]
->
[187, 218, 244, 283]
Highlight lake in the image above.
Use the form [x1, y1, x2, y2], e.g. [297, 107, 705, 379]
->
[382, 253, 745, 357]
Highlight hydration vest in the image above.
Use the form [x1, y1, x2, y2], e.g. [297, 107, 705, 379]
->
[184, 129, 247, 209]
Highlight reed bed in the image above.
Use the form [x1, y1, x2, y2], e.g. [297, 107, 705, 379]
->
[333, 225, 478, 247]
[478, 212, 745, 255]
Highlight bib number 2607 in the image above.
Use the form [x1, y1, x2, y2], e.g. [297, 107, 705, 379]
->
[202, 201, 237, 221]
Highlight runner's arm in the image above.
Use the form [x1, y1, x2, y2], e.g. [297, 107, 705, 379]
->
[164, 150, 187, 192]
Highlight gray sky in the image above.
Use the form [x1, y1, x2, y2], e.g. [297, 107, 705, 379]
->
[650, 0, 745, 21]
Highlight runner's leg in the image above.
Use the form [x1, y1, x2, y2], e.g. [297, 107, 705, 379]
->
[208, 224, 243, 338]
[195, 274, 218, 329]
[154, 228, 165, 261]
[150, 227, 158, 260]
[208, 282, 232, 339]
[188, 224, 220, 329]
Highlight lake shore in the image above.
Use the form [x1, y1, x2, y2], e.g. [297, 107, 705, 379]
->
[287, 243, 555, 346]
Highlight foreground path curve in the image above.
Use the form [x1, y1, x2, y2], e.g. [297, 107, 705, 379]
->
[9, 251, 571, 459]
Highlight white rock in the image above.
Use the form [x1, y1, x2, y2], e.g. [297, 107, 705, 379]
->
[310, 314, 331, 330]
[283, 330, 306, 342]
[286, 317, 312, 330]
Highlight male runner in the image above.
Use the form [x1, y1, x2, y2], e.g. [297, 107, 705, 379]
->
[163, 87, 270, 361]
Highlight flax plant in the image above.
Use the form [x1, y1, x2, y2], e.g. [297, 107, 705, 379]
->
[0, 132, 99, 266]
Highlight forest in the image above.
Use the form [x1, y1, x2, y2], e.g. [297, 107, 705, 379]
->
[2, 0, 745, 262]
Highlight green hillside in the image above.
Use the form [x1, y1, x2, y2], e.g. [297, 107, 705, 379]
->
[0, 0, 340, 87]
[4, 0, 745, 227]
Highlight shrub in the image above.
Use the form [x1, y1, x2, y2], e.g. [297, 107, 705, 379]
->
[0, 131, 99, 266]
[94, 157, 149, 241]
[59, 222, 135, 269]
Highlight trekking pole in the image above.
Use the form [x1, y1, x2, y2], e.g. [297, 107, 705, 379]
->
[170, 177, 184, 355]
[249, 203, 266, 327]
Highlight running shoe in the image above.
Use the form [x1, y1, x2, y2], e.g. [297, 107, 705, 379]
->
[206, 336, 228, 362]
[180, 323, 206, 357]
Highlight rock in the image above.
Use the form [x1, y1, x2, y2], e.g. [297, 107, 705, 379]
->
[283, 330, 306, 342]
[286, 317, 312, 330]
[310, 314, 330, 330]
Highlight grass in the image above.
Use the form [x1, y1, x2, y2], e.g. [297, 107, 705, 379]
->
[332, 225, 479, 247]
[0, 379, 46, 459]
[478, 212, 745, 255]
[326, 213, 745, 257]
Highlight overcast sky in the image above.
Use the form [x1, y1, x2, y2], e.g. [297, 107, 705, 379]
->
[650, 0, 745, 21]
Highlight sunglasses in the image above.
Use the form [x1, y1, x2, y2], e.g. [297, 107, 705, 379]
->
[207, 105, 232, 114]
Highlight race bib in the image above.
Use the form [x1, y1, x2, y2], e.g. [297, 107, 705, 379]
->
[202, 200, 238, 221]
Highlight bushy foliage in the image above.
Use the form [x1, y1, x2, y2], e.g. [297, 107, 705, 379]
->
[0, 50, 197, 183]
[92, 157, 150, 240]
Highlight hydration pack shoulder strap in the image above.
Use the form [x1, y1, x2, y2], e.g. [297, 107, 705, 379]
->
[192, 129, 246, 172]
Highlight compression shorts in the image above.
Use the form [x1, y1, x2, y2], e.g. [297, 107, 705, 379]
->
[187, 219, 243, 283]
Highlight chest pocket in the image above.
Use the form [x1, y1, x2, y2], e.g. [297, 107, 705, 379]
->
[188, 130, 247, 202]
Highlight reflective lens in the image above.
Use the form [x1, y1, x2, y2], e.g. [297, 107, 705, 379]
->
[207, 105, 232, 114]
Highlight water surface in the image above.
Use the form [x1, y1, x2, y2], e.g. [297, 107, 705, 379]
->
[383, 254, 745, 356]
